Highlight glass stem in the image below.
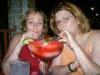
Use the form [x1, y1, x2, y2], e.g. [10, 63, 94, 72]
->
[44, 62, 48, 75]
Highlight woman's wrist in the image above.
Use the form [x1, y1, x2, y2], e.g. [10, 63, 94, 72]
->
[19, 39, 25, 46]
[68, 62, 77, 72]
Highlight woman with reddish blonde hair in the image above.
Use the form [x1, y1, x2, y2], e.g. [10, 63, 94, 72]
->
[49, 1, 100, 75]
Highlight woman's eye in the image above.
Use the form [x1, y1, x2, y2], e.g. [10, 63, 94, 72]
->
[38, 23, 42, 24]
[28, 21, 33, 24]
[38, 22, 43, 25]
[63, 18, 69, 21]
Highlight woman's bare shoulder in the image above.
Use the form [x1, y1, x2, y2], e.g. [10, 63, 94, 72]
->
[92, 29, 100, 33]
[10, 32, 22, 45]
[2, 33, 22, 60]
[91, 30, 100, 65]
[91, 29, 100, 43]
[92, 29, 100, 37]
[12, 32, 22, 40]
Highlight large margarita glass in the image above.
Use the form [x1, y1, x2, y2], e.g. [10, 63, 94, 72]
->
[27, 37, 63, 75]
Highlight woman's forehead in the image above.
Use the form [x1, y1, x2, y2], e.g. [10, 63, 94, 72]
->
[55, 10, 73, 19]
[27, 12, 43, 20]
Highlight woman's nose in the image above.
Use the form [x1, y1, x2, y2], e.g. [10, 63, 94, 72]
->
[60, 24, 67, 31]
[33, 23, 38, 28]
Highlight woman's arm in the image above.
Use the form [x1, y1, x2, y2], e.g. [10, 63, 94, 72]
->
[49, 54, 70, 75]
[1, 34, 22, 75]
[49, 52, 79, 75]
[1, 32, 39, 75]
[65, 30, 100, 75]
[49, 62, 79, 75]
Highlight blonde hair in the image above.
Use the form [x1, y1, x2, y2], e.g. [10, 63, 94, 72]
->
[20, 8, 48, 34]
[50, 1, 91, 35]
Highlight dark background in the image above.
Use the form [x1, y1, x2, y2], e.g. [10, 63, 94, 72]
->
[0, 0, 8, 58]
[0, 0, 8, 29]
[36, 0, 100, 29]
[0, 0, 100, 29]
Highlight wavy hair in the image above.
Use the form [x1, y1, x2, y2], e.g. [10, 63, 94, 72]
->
[50, 1, 91, 35]
[20, 8, 48, 34]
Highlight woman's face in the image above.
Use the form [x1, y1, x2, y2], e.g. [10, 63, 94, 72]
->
[26, 12, 44, 37]
[55, 10, 80, 35]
